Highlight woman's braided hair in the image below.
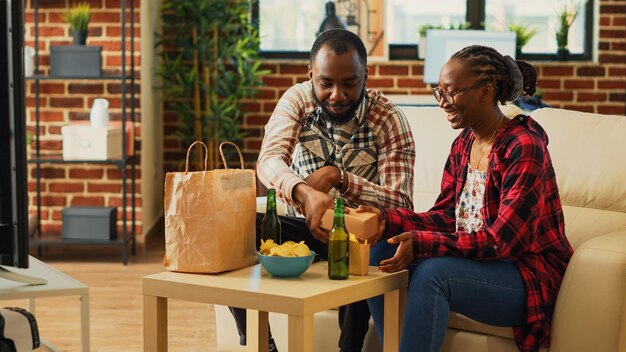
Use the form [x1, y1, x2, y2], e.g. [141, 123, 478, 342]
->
[450, 45, 537, 104]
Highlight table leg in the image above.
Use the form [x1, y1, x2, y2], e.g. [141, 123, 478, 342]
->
[144, 294, 167, 352]
[383, 289, 404, 352]
[288, 314, 313, 352]
[246, 310, 268, 352]
[27, 298, 36, 314]
[80, 294, 90, 352]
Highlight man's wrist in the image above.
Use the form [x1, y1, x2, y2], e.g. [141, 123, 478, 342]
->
[336, 167, 345, 193]
[292, 182, 310, 207]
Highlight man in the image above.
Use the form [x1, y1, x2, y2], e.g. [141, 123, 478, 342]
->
[231, 29, 415, 352]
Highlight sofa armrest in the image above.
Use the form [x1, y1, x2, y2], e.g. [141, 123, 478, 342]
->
[549, 230, 626, 352]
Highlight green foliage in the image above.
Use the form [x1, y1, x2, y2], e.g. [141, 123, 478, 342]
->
[555, 2, 580, 49]
[64, 3, 92, 31]
[506, 20, 539, 51]
[418, 22, 471, 37]
[155, 0, 269, 167]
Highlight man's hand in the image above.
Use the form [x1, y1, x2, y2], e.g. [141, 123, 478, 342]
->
[293, 183, 334, 243]
[304, 166, 341, 194]
[378, 232, 415, 272]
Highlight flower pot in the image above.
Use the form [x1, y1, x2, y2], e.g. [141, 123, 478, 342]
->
[556, 48, 569, 61]
[71, 30, 88, 45]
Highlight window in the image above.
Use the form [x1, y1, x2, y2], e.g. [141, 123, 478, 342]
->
[255, 0, 593, 60]
[258, 0, 326, 53]
[485, 0, 588, 55]
[385, 0, 593, 60]
[386, 0, 467, 45]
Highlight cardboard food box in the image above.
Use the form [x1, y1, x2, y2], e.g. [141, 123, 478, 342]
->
[320, 207, 379, 243]
[349, 240, 370, 276]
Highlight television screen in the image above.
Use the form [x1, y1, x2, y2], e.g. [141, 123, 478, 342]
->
[0, 0, 30, 270]
[423, 30, 517, 85]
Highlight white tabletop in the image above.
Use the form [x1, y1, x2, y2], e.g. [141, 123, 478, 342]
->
[0, 256, 88, 300]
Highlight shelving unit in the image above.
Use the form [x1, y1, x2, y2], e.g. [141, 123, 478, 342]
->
[28, 0, 137, 265]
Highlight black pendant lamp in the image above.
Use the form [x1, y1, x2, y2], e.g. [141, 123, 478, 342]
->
[317, 1, 347, 36]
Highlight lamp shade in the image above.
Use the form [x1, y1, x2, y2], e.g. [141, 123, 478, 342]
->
[317, 1, 346, 36]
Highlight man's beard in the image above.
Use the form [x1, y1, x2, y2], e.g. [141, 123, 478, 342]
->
[312, 86, 366, 125]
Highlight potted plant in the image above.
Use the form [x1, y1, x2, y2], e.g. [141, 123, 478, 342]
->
[506, 20, 538, 57]
[64, 3, 92, 45]
[156, 0, 269, 170]
[50, 1, 100, 77]
[555, 2, 579, 60]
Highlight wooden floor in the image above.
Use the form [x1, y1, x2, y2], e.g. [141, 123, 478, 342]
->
[2, 235, 219, 352]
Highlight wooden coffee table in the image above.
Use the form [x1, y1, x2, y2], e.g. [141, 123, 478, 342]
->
[143, 262, 408, 352]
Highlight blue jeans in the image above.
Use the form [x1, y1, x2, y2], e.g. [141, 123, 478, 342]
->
[367, 240, 527, 352]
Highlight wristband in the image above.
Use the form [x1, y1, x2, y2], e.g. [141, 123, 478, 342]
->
[336, 168, 345, 192]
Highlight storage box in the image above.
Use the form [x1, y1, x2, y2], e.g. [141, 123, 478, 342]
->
[62, 124, 122, 160]
[50, 45, 102, 77]
[62, 206, 117, 240]
[320, 208, 379, 243]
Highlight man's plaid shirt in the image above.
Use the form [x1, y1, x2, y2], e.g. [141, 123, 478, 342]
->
[257, 80, 415, 209]
[382, 114, 573, 351]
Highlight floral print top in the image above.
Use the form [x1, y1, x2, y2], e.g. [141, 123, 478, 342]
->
[455, 165, 487, 233]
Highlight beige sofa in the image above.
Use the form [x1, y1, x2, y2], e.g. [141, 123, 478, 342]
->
[215, 106, 626, 352]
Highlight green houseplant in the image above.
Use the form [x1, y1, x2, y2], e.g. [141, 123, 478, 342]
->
[64, 3, 92, 45]
[555, 2, 579, 59]
[506, 20, 538, 56]
[156, 0, 268, 170]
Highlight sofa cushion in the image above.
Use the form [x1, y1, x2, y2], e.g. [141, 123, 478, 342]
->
[531, 108, 626, 249]
[447, 312, 513, 339]
[400, 106, 460, 212]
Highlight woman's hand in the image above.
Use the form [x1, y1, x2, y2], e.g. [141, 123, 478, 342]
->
[354, 205, 385, 245]
[378, 232, 415, 272]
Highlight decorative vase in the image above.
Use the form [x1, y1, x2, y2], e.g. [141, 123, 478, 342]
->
[90, 98, 110, 128]
[556, 48, 569, 61]
[23, 46, 35, 77]
[71, 30, 88, 45]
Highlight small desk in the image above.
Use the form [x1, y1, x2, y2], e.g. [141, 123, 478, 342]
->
[143, 262, 408, 352]
[0, 256, 90, 352]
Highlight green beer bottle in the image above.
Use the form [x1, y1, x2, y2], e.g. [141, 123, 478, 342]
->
[328, 198, 349, 280]
[261, 188, 281, 244]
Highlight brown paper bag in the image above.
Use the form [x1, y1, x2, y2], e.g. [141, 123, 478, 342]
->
[349, 241, 370, 276]
[164, 141, 257, 273]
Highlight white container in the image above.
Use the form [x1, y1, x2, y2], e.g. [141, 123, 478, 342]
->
[90, 98, 110, 128]
[62, 125, 122, 160]
[24, 46, 35, 77]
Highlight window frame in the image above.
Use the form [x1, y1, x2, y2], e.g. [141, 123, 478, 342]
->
[253, 0, 594, 61]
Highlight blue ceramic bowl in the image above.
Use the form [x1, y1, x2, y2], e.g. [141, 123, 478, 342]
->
[258, 250, 316, 278]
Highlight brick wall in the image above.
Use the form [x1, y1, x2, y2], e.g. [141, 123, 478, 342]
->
[24, 0, 142, 236]
[162, 1, 625, 172]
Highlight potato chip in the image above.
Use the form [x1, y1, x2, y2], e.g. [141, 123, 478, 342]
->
[292, 242, 310, 257]
[259, 239, 311, 257]
[259, 239, 278, 255]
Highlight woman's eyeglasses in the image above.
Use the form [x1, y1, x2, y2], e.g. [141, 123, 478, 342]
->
[432, 80, 488, 104]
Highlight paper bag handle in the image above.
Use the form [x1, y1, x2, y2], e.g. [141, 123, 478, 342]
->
[219, 141, 245, 170]
[185, 141, 208, 172]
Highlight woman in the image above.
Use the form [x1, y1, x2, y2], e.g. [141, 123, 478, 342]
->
[362, 45, 573, 352]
